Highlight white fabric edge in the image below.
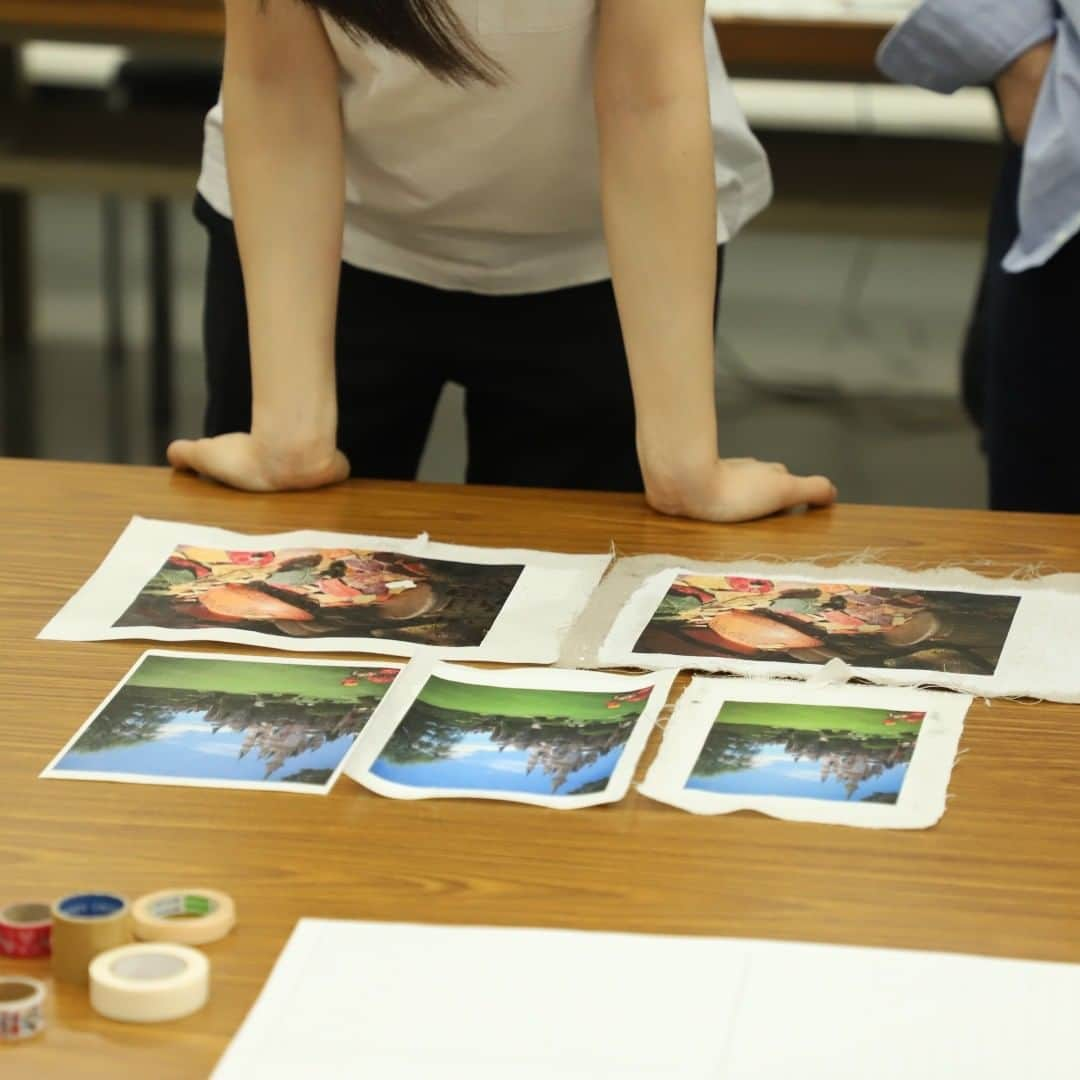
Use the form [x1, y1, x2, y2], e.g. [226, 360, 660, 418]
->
[563, 554, 1080, 703]
[38, 517, 611, 664]
[639, 677, 970, 829]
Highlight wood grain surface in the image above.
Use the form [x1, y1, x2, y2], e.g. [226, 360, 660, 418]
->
[715, 18, 889, 80]
[1, 459, 1078, 1078]
[0, 0, 223, 40]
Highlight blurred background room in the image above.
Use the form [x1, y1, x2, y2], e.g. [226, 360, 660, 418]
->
[0, 0, 1003, 507]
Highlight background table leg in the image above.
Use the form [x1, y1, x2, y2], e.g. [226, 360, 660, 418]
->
[0, 42, 35, 458]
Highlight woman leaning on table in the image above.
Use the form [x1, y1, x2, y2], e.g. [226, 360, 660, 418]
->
[168, 0, 837, 522]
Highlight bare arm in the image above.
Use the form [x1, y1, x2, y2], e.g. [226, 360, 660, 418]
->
[169, 0, 349, 490]
[595, 0, 835, 521]
[996, 38, 1055, 145]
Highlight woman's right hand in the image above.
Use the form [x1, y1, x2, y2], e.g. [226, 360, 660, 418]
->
[167, 432, 350, 493]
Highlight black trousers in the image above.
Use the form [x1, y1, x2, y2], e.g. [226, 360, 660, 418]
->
[963, 148, 1080, 513]
[195, 196, 724, 493]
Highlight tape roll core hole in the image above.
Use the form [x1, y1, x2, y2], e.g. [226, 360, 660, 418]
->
[2, 903, 51, 925]
[59, 894, 125, 919]
[111, 954, 187, 981]
[0, 981, 38, 1004]
[150, 895, 217, 921]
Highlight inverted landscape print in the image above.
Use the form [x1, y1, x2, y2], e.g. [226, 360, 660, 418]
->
[371, 676, 653, 797]
[687, 699, 925, 804]
[50, 655, 399, 789]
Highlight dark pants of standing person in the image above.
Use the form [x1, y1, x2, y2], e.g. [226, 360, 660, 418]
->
[962, 146, 1080, 513]
[195, 196, 725, 494]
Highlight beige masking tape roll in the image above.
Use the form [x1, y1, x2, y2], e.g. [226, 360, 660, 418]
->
[132, 888, 236, 946]
[0, 977, 47, 1042]
[50, 893, 132, 985]
[90, 943, 210, 1024]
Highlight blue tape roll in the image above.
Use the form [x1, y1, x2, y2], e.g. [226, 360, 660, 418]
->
[57, 894, 126, 920]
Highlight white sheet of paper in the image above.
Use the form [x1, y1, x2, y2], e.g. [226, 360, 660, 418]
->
[213, 919, 1079, 1080]
[594, 560, 1080, 701]
[39, 650, 403, 796]
[640, 678, 970, 828]
[345, 659, 677, 810]
[39, 517, 610, 663]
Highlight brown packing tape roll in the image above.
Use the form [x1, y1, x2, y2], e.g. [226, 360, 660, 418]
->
[50, 894, 132, 986]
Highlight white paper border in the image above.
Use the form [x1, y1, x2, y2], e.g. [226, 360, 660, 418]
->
[39, 517, 611, 664]
[640, 677, 970, 828]
[40, 649, 405, 796]
[596, 562, 1080, 700]
[345, 659, 678, 810]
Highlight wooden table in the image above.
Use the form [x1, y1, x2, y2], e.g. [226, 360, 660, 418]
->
[1, 459, 1078, 1077]
[0, 1, 222, 45]
[716, 16, 890, 80]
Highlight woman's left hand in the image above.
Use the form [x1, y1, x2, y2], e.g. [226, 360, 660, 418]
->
[644, 458, 837, 523]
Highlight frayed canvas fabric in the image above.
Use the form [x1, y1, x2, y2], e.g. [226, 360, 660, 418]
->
[639, 677, 970, 830]
[564, 555, 1080, 702]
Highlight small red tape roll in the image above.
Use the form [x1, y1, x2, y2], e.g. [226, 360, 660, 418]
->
[0, 902, 53, 959]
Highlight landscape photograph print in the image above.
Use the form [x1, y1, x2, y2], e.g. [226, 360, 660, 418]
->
[687, 700, 926, 804]
[369, 675, 653, 798]
[115, 545, 525, 647]
[45, 654, 400, 792]
[635, 574, 1021, 676]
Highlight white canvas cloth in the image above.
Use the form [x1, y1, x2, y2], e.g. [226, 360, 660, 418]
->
[39, 517, 610, 664]
[640, 677, 970, 829]
[564, 555, 1080, 702]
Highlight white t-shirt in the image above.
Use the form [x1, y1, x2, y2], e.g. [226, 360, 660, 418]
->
[197, 0, 771, 295]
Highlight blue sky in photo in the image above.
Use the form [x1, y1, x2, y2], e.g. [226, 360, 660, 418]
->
[370, 730, 623, 796]
[54, 709, 358, 785]
[686, 740, 909, 802]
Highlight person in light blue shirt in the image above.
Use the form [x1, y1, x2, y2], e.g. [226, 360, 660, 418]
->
[879, 2, 1080, 514]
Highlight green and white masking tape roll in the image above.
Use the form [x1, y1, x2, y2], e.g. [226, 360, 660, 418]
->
[132, 888, 236, 947]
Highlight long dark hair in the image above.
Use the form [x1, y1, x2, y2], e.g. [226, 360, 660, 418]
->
[303, 0, 503, 85]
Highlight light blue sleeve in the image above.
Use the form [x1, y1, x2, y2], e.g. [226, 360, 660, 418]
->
[878, 0, 1059, 93]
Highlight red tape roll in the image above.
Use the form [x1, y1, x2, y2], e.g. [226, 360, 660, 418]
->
[0, 903, 53, 959]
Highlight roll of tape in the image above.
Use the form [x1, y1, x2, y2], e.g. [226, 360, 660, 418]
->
[50, 893, 132, 985]
[132, 888, 236, 946]
[0, 902, 53, 958]
[0, 977, 47, 1042]
[90, 943, 209, 1024]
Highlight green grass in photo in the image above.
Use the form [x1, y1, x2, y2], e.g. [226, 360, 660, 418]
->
[416, 676, 646, 725]
[717, 701, 919, 739]
[128, 655, 390, 704]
